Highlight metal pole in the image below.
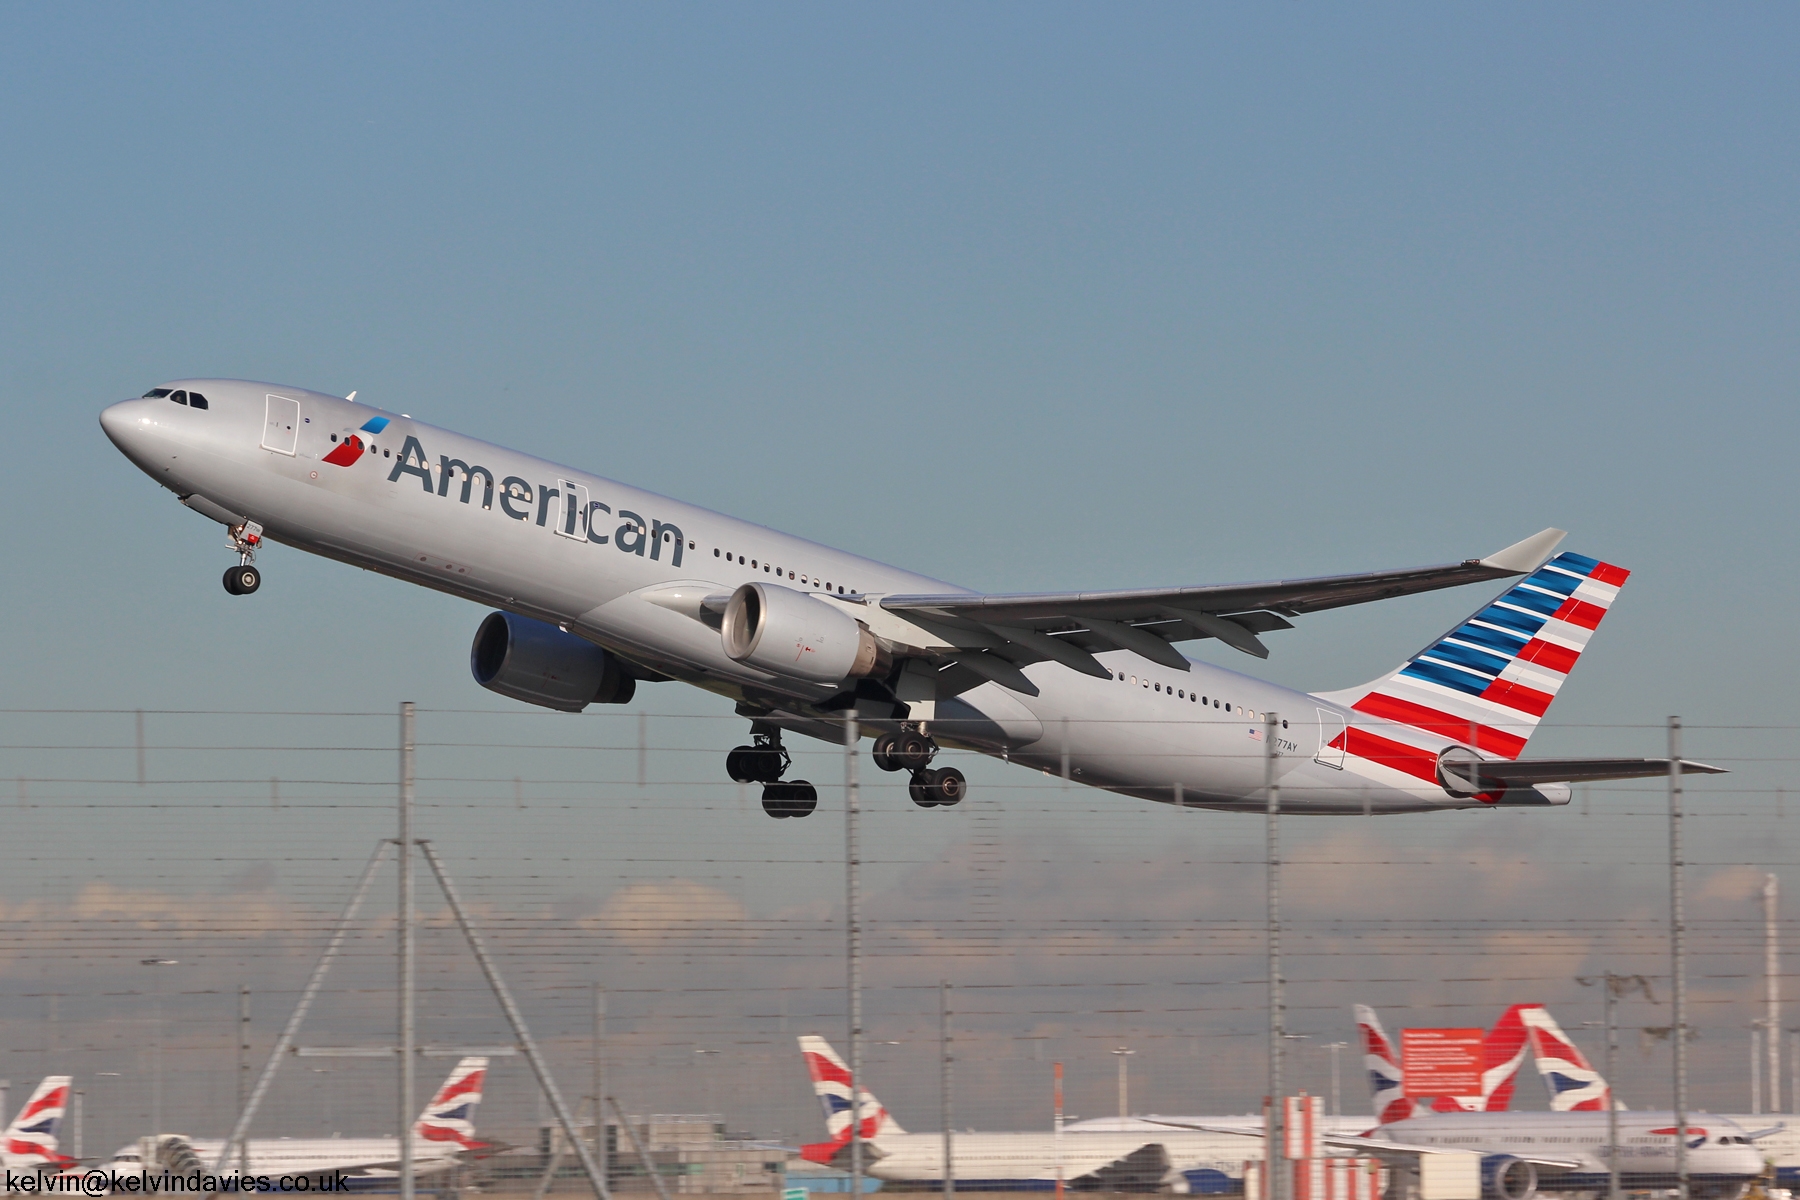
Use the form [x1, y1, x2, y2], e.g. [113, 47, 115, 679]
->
[1267, 711, 1285, 1200]
[1114, 1048, 1132, 1119]
[238, 987, 251, 1177]
[1670, 716, 1688, 1200]
[608, 1096, 672, 1200]
[419, 842, 611, 1200]
[1605, 974, 1620, 1200]
[594, 985, 606, 1186]
[400, 701, 416, 1200]
[151, 966, 163, 1133]
[846, 717, 863, 1199]
[1767, 874, 1782, 1114]
[1324, 1043, 1345, 1121]
[1054, 1062, 1064, 1200]
[213, 842, 388, 1172]
[1753, 1029, 1763, 1115]
[72, 1090, 82, 1162]
[941, 981, 954, 1200]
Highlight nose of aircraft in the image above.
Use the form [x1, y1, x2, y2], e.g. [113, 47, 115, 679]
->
[99, 397, 160, 466]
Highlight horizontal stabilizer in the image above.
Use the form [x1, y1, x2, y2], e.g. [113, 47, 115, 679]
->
[1443, 757, 1727, 790]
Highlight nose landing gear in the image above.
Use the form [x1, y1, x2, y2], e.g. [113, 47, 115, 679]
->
[222, 521, 265, 596]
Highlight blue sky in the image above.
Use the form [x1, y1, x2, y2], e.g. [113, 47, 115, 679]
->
[0, 2, 1796, 1144]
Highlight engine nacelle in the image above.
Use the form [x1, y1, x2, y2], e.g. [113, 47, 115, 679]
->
[721, 583, 889, 685]
[1482, 1156, 1538, 1200]
[470, 611, 636, 712]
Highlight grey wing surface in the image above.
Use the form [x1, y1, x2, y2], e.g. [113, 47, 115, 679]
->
[879, 528, 1566, 679]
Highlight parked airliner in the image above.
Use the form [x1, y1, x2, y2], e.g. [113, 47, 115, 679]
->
[101, 381, 1720, 818]
[797, 1035, 1267, 1193]
[101, 1057, 489, 1186]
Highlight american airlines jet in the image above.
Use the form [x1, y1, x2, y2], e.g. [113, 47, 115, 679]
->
[101, 381, 1720, 818]
[102, 1057, 489, 1186]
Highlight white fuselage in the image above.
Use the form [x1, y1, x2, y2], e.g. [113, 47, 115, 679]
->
[105, 1136, 461, 1180]
[853, 1128, 1274, 1191]
[100, 380, 1562, 815]
[1377, 1111, 1765, 1185]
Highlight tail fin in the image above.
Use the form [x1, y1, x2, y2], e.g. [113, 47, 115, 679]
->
[796, 1035, 903, 1163]
[1322, 552, 1630, 760]
[413, 1057, 489, 1151]
[1517, 1006, 1612, 1111]
[1353, 1006, 1415, 1124]
[4, 1077, 73, 1170]
[1427, 1004, 1532, 1112]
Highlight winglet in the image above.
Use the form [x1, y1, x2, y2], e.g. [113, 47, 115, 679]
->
[1480, 528, 1567, 574]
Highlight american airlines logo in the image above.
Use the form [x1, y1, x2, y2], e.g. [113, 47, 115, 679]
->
[376, 434, 686, 567]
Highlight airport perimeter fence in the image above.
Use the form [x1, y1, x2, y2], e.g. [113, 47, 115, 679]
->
[0, 705, 1796, 1181]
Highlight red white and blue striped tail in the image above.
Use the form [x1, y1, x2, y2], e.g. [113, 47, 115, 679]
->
[1518, 1005, 1613, 1111]
[412, 1057, 488, 1152]
[796, 1035, 904, 1163]
[3, 1076, 73, 1170]
[1327, 551, 1630, 761]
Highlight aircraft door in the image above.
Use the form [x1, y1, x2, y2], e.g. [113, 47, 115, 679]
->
[261, 394, 301, 455]
[555, 480, 591, 541]
[1315, 707, 1346, 769]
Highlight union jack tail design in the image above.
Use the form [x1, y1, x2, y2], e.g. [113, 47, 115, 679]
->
[796, 1035, 904, 1163]
[1518, 1006, 1612, 1111]
[3, 1076, 73, 1171]
[1322, 552, 1630, 788]
[1427, 1004, 1532, 1112]
[413, 1057, 489, 1152]
[1353, 1006, 1415, 1124]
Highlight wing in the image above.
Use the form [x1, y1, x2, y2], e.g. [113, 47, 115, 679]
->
[1141, 1121, 1583, 1172]
[877, 529, 1566, 681]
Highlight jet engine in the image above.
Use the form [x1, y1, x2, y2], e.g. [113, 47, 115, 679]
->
[470, 611, 636, 711]
[1482, 1156, 1538, 1200]
[721, 583, 889, 685]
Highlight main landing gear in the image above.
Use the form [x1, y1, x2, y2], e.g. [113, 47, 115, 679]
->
[872, 729, 965, 809]
[222, 521, 265, 596]
[727, 730, 818, 819]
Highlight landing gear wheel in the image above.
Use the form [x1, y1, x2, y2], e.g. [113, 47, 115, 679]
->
[909, 766, 967, 808]
[727, 739, 789, 784]
[908, 773, 937, 807]
[871, 733, 906, 773]
[761, 781, 818, 819]
[223, 565, 261, 595]
[894, 731, 936, 772]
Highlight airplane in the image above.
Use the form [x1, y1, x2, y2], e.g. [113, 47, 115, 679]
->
[101, 1056, 489, 1186]
[2, 1077, 75, 1174]
[101, 380, 1723, 819]
[1519, 1003, 1800, 1189]
[796, 1034, 1322, 1193]
[1060, 1003, 1535, 1142]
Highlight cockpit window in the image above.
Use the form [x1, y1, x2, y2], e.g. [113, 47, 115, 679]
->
[187, 391, 208, 409]
[170, 390, 189, 405]
[143, 388, 172, 398]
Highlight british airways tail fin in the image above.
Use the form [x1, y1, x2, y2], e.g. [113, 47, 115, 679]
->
[796, 1035, 903, 1163]
[3, 1076, 73, 1171]
[1517, 1006, 1613, 1111]
[1320, 550, 1630, 762]
[1427, 1003, 1533, 1112]
[413, 1057, 489, 1152]
[1353, 1006, 1415, 1124]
